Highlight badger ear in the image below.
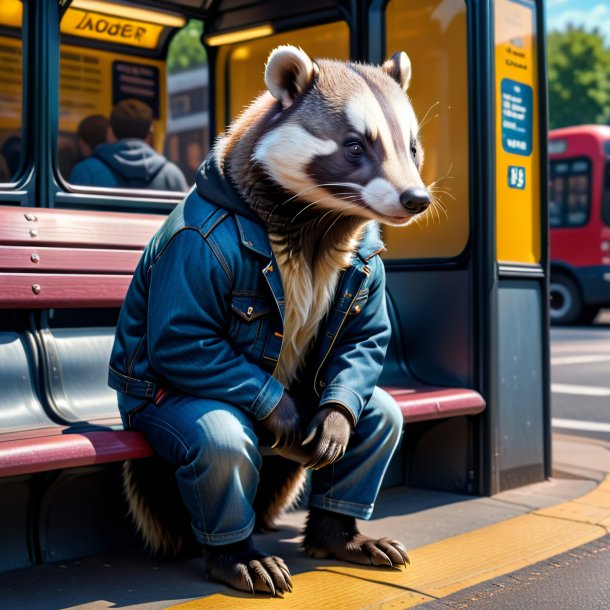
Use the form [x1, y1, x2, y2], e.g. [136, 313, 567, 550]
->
[382, 51, 411, 92]
[265, 45, 318, 108]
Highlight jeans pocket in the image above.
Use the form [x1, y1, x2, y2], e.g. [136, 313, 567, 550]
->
[126, 399, 151, 428]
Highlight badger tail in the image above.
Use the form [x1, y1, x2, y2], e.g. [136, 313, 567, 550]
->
[122, 457, 199, 558]
[253, 455, 308, 532]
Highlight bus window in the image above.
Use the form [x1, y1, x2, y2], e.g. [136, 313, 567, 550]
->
[213, 22, 349, 132]
[383, 0, 469, 260]
[549, 158, 591, 228]
[603, 161, 610, 227]
[57, 2, 206, 193]
[0, 0, 23, 184]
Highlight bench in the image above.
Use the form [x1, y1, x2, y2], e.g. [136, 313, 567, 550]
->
[0, 204, 485, 480]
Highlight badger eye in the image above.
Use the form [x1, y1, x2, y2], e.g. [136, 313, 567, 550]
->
[345, 140, 365, 159]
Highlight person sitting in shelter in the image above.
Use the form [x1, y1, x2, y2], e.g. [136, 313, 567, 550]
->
[69, 99, 188, 191]
[76, 114, 110, 159]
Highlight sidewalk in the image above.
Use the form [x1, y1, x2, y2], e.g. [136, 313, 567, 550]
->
[1, 434, 609, 609]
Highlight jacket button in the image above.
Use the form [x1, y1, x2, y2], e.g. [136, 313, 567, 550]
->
[319, 380, 326, 388]
[353, 305, 362, 314]
[246, 306, 254, 317]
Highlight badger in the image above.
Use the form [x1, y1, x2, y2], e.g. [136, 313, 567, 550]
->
[113, 45, 432, 596]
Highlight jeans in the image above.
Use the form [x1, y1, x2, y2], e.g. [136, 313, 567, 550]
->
[120, 386, 402, 546]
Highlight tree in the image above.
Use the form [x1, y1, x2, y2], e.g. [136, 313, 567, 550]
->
[547, 27, 610, 129]
[167, 20, 207, 74]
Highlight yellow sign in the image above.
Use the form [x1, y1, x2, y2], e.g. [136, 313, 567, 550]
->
[495, 0, 540, 264]
[61, 9, 164, 50]
[0, 0, 22, 28]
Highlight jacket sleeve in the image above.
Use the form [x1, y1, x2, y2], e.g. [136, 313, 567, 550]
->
[146, 227, 284, 420]
[318, 255, 391, 424]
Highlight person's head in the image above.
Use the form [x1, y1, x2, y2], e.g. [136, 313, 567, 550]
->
[110, 99, 154, 142]
[76, 114, 109, 158]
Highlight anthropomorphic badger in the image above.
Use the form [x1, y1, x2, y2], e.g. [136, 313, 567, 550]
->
[109, 45, 431, 595]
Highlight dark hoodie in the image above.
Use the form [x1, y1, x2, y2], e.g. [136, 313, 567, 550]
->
[69, 139, 188, 192]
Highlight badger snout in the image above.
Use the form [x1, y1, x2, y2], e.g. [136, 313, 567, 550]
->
[400, 187, 431, 214]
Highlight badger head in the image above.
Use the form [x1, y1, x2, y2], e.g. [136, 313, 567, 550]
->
[246, 45, 430, 227]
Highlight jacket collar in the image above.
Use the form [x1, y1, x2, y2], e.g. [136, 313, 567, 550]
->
[235, 215, 273, 258]
[195, 155, 272, 258]
[356, 222, 385, 262]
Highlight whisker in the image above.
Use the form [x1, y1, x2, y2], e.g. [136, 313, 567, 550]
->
[417, 101, 440, 133]
[320, 213, 345, 242]
[289, 192, 356, 223]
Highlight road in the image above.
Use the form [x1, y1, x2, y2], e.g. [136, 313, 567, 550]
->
[551, 310, 610, 442]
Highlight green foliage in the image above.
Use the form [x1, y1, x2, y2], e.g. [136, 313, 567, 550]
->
[167, 20, 207, 74]
[547, 27, 610, 129]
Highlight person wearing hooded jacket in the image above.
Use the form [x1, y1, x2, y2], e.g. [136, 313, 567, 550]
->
[69, 99, 188, 192]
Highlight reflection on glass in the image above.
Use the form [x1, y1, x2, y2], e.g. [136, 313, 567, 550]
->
[0, 0, 23, 183]
[58, 5, 208, 193]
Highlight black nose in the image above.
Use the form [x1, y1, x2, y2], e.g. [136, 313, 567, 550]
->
[400, 188, 431, 214]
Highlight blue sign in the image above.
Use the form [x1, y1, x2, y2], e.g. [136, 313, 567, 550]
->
[508, 165, 526, 189]
[501, 79, 532, 156]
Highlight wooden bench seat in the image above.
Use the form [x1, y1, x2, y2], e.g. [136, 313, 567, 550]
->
[0, 383, 485, 479]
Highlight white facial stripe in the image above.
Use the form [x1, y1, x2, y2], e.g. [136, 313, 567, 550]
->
[345, 94, 392, 142]
[253, 123, 338, 197]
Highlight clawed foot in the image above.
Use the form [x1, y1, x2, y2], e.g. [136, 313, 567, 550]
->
[303, 507, 409, 568]
[203, 536, 293, 596]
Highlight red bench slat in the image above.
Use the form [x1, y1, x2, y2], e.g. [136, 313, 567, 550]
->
[0, 245, 142, 273]
[386, 386, 485, 422]
[0, 206, 164, 249]
[0, 430, 153, 478]
[0, 273, 132, 308]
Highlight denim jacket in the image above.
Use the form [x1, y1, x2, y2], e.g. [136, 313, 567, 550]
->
[108, 157, 391, 425]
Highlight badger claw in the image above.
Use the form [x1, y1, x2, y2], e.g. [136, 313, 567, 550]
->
[303, 508, 410, 570]
[204, 536, 293, 596]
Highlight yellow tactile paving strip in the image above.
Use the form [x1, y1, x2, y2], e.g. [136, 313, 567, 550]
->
[169, 475, 610, 610]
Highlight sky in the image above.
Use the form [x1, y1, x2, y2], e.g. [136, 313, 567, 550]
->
[545, 0, 610, 42]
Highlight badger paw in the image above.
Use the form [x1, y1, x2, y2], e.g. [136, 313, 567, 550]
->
[303, 507, 409, 568]
[203, 536, 293, 596]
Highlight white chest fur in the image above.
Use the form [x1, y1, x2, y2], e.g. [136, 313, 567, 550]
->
[270, 232, 361, 389]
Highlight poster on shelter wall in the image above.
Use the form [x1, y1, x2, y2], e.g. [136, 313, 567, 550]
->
[494, 0, 540, 264]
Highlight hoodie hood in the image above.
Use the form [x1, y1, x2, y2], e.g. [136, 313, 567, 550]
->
[195, 155, 262, 223]
[94, 139, 167, 184]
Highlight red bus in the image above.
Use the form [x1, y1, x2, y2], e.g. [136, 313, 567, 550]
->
[549, 125, 610, 324]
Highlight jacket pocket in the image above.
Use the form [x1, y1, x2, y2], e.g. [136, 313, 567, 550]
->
[230, 294, 273, 322]
[228, 293, 274, 360]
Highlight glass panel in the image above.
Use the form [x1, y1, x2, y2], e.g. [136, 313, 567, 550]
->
[384, 0, 469, 259]
[58, 2, 205, 193]
[549, 158, 591, 228]
[214, 22, 349, 132]
[0, 0, 23, 184]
